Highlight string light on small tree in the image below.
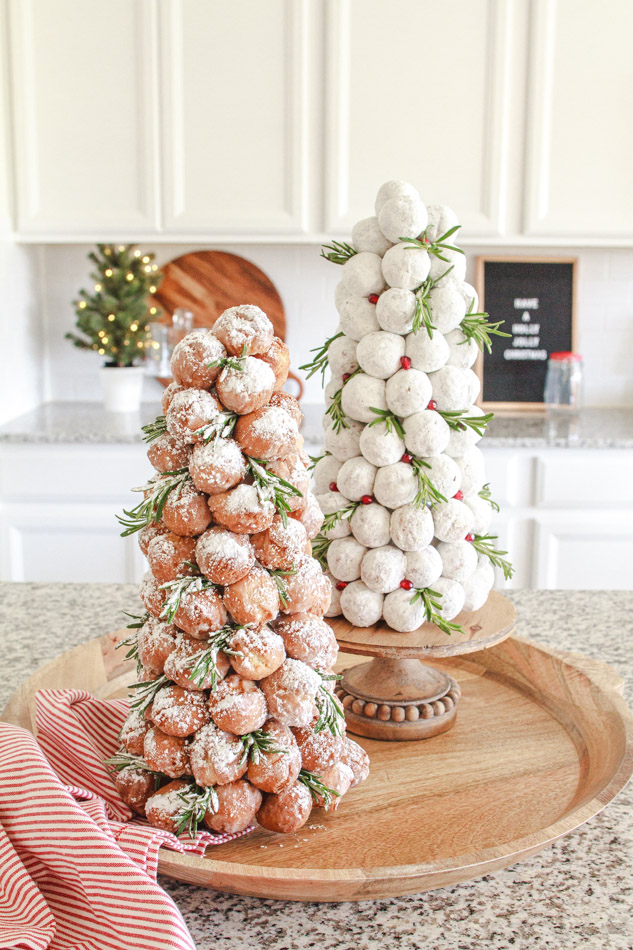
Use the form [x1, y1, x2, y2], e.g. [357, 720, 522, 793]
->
[66, 244, 162, 367]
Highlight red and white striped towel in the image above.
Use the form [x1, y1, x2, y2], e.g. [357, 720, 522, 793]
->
[0, 689, 253, 950]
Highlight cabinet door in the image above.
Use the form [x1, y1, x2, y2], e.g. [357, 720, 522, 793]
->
[323, 0, 513, 238]
[10, 0, 158, 236]
[159, 0, 309, 235]
[535, 514, 633, 589]
[524, 0, 633, 239]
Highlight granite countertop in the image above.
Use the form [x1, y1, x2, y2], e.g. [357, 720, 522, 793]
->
[2, 401, 633, 449]
[1, 582, 631, 950]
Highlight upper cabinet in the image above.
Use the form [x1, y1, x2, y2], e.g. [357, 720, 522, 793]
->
[4, 0, 633, 243]
[524, 0, 633, 240]
[9, 0, 159, 236]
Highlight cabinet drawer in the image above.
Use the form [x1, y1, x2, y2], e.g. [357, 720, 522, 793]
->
[535, 451, 633, 508]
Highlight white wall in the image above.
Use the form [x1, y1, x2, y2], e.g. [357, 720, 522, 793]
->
[35, 242, 633, 410]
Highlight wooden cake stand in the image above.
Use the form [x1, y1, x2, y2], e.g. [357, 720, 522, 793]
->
[330, 590, 516, 740]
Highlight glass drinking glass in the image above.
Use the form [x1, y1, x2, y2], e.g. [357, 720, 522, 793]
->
[544, 352, 584, 411]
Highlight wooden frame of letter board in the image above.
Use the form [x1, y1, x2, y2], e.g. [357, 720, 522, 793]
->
[474, 255, 578, 413]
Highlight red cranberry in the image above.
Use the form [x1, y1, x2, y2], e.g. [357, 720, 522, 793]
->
[401, 453, 413, 464]
[427, 400, 437, 411]
[360, 495, 373, 505]
[343, 373, 351, 382]
[335, 581, 348, 591]
[400, 579, 413, 591]
[453, 490, 463, 500]
[465, 532, 475, 542]
[400, 355, 412, 370]
[368, 293, 379, 304]
[329, 482, 339, 492]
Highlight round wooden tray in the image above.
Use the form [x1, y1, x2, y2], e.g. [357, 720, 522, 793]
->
[2, 630, 632, 902]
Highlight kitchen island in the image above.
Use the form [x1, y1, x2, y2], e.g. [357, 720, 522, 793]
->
[1, 583, 631, 950]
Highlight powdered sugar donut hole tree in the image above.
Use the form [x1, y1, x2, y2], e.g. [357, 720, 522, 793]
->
[107, 305, 368, 838]
[302, 181, 515, 740]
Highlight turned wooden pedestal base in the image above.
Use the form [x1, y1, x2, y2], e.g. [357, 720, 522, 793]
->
[330, 590, 516, 741]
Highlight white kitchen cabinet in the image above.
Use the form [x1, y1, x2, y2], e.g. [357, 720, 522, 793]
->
[524, 0, 633, 240]
[324, 0, 513, 239]
[9, 0, 159, 237]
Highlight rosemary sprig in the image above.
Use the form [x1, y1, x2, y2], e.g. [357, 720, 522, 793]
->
[437, 409, 494, 437]
[410, 457, 448, 508]
[321, 501, 360, 535]
[299, 331, 344, 386]
[123, 611, 149, 630]
[325, 367, 360, 434]
[246, 457, 302, 527]
[188, 625, 245, 692]
[368, 406, 405, 439]
[460, 301, 511, 354]
[117, 468, 190, 536]
[409, 587, 463, 637]
[315, 673, 345, 737]
[411, 266, 454, 338]
[311, 533, 332, 571]
[401, 225, 464, 263]
[142, 415, 167, 443]
[103, 751, 162, 778]
[307, 452, 327, 473]
[115, 631, 141, 673]
[269, 565, 297, 609]
[478, 482, 500, 512]
[128, 674, 171, 716]
[174, 782, 219, 839]
[320, 240, 357, 264]
[238, 729, 289, 767]
[207, 342, 248, 370]
[195, 411, 238, 443]
[298, 768, 341, 811]
[160, 570, 219, 624]
[471, 534, 514, 581]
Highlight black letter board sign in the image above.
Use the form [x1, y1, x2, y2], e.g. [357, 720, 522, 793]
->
[475, 256, 577, 411]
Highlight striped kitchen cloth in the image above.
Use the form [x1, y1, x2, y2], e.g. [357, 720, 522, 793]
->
[0, 689, 253, 950]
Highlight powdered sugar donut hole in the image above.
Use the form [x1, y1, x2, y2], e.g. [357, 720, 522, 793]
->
[373, 461, 417, 509]
[339, 296, 380, 340]
[351, 216, 393, 256]
[328, 335, 359, 377]
[335, 280, 354, 312]
[428, 365, 472, 411]
[350, 502, 391, 548]
[445, 327, 479, 369]
[359, 420, 405, 466]
[360, 545, 406, 593]
[375, 287, 416, 335]
[341, 252, 386, 296]
[356, 331, 405, 379]
[429, 248, 466, 284]
[341, 373, 387, 422]
[463, 494, 493, 535]
[195, 526, 254, 585]
[405, 546, 443, 589]
[215, 357, 275, 414]
[382, 588, 426, 633]
[324, 417, 363, 461]
[419, 453, 461, 499]
[212, 305, 274, 356]
[403, 410, 450, 457]
[381, 243, 430, 291]
[336, 456, 377, 501]
[424, 203, 459, 245]
[454, 446, 485, 497]
[462, 559, 495, 612]
[327, 536, 367, 582]
[314, 490, 352, 539]
[234, 405, 299, 460]
[444, 406, 486, 457]
[324, 572, 343, 617]
[432, 498, 475, 543]
[427, 282, 467, 334]
[292, 491, 324, 540]
[390, 503, 434, 551]
[405, 328, 449, 373]
[433, 577, 465, 620]
[170, 331, 227, 389]
[458, 282, 479, 313]
[385, 368, 432, 417]
[436, 540, 478, 582]
[189, 438, 246, 496]
[464, 368, 481, 405]
[339, 581, 384, 628]
[312, 454, 343, 494]
[377, 195, 428, 243]
[325, 377, 343, 410]
[375, 179, 420, 214]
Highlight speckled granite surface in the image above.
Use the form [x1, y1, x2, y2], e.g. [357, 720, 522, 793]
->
[2, 401, 633, 449]
[0, 583, 631, 949]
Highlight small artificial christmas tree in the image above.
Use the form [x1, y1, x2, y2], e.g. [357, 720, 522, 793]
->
[66, 244, 162, 367]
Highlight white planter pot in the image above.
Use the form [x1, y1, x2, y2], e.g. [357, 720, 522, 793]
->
[99, 366, 145, 412]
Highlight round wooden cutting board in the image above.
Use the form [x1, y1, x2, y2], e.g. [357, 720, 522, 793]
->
[2, 634, 632, 902]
